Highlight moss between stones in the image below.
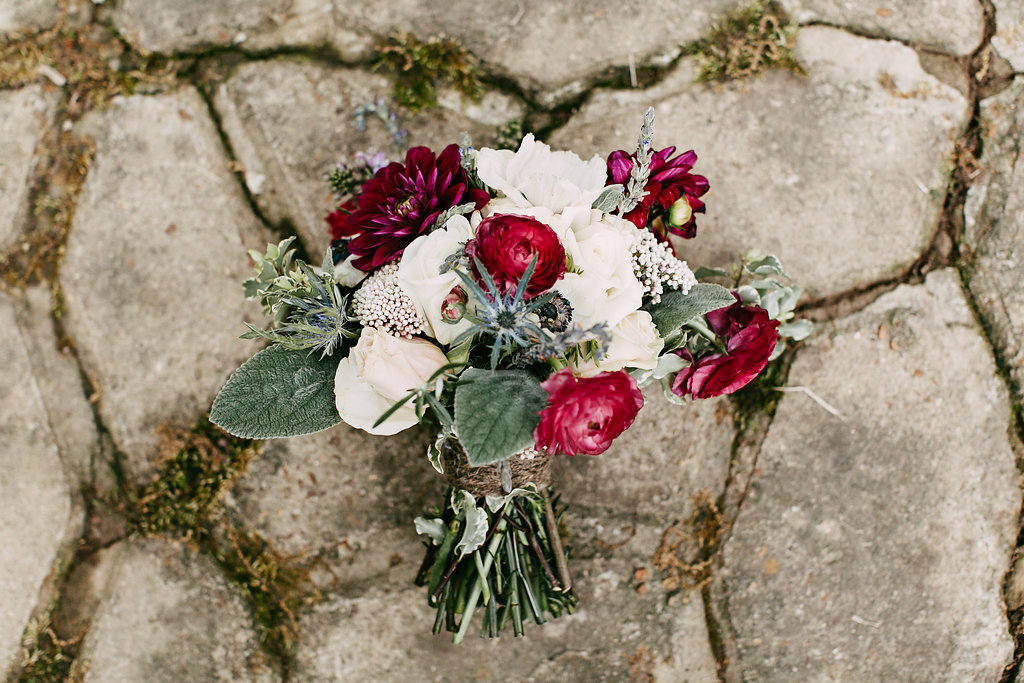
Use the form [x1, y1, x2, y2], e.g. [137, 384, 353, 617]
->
[372, 31, 483, 113]
[17, 617, 75, 683]
[685, 1, 803, 83]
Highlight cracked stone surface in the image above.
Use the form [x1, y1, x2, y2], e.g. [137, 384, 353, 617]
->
[214, 59, 526, 255]
[59, 88, 269, 483]
[293, 553, 718, 682]
[0, 85, 57, 250]
[965, 78, 1024, 396]
[717, 270, 1020, 681]
[553, 27, 968, 300]
[226, 425, 441, 591]
[75, 538, 279, 682]
[0, 292, 80, 678]
[779, 0, 985, 56]
[993, 0, 1024, 71]
[334, 0, 744, 103]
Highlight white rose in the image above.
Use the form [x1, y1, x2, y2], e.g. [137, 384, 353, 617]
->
[333, 254, 368, 288]
[554, 216, 643, 329]
[571, 310, 664, 377]
[334, 328, 448, 435]
[396, 214, 475, 344]
[475, 134, 607, 213]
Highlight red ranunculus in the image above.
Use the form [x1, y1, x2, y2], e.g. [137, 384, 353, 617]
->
[534, 369, 643, 456]
[671, 300, 779, 399]
[465, 214, 566, 298]
[607, 146, 709, 239]
[345, 144, 490, 271]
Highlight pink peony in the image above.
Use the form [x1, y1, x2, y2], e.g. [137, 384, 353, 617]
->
[672, 300, 779, 399]
[534, 369, 643, 456]
[465, 214, 567, 298]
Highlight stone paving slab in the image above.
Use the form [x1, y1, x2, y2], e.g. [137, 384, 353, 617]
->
[75, 537, 279, 682]
[779, 0, 985, 56]
[214, 59, 526, 255]
[993, 0, 1024, 72]
[226, 425, 440, 591]
[334, 0, 744, 103]
[0, 85, 58, 250]
[13, 286, 103, 489]
[553, 26, 968, 300]
[293, 554, 717, 682]
[0, 0, 61, 37]
[0, 291, 80, 678]
[59, 88, 269, 483]
[553, 390, 733, 522]
[716, 269, 1019, 681]
[965, 78, 1024, 395]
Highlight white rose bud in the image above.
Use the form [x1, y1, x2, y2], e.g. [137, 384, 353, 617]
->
[572, 310, 664, 377]
[334, 327, 448, 435]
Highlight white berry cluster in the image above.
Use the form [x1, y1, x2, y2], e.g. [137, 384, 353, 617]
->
[352, 262, 425, 337]
[629, 231, 697, 304]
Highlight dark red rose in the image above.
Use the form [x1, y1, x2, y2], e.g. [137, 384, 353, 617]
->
[534, 369, 643, 456]
[465, 214, 566, 298]
[607, 146, 709, 239]
[326, 198, 360, 241]
[671, 301, 779, 399]
[345, 144, 490, 271]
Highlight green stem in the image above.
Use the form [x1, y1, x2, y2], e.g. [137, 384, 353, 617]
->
[453, 517, 507, 644]
[473, 551, 491, 606]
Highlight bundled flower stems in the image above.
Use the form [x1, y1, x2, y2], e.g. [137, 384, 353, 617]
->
[211, 108, 809, 641]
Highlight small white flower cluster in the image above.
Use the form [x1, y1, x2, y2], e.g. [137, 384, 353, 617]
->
[352, 262, 425, 338]
[629, 231, 698, 304]
[514, 446, 546, 460]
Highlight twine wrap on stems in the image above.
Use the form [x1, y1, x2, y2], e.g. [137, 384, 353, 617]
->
[440, 440, 552, 498]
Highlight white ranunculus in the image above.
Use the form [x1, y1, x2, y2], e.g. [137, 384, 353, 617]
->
[475, 134, 607, 213]
[554, 216, 643, 329]
[571, 310, 664, 377]
[396, 214, 475, 344]
[334, 328, 448, 435]
[334, 254, 368, 288]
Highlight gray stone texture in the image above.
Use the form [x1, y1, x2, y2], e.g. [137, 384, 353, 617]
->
[780, 0, 985, 55]
[226, 425, 441, 591]
[333, 0, 743, 101]
[553, 27, 969, 300]
[59, 88, 269, 483]
[718, 269, 1019, 681]
[0, 0, 62, 36]
[214, 59, 526, 254]
[557, 27, 962, 299]
[965, 78, 1024, 397]
[293, 557, 718, 682]
[554, 390, 734, 522]
[0, 292, 80, 678]
[13, 286, 103, 489]
[75, 538, 278, 682]
[993, 0, 1024, 72]
[0, 85, 57, 250]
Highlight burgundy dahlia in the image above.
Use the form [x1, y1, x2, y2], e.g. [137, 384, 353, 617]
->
[465, 214, 567, 298]
[607, 146, 709, 239]
[345, 144, 490, 271]
[671, 300, 780, 399]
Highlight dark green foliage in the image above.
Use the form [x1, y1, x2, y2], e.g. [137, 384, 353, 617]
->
[686, 1, 803, 83]
[373, 32, 483, 113]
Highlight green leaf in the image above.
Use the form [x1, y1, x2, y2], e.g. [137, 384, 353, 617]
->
[414, 517, 447, 546]
[693, 266, 729, 280]
[778, 319, 813, 341]
[592, 184, 624, 213]
[454, 368, 548, 467]
[643, 283, 737, 337]
[454, 490, 488, 555]
[745, 254, 787, 277]
[210, 345, 342, 439]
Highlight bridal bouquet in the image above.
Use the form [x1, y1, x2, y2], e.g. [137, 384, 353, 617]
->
[211, 109, 808, 642]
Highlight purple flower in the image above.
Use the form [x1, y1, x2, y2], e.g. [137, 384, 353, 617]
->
[607, 146, 709, 239]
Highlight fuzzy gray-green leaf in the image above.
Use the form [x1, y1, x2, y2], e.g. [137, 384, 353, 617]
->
[643, 283, 737, 336]
[454, 368, 548, 467]
[210, 345, 341, 439]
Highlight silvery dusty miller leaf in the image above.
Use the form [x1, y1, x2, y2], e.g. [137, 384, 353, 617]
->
[210, 345, 341, 439]
[454, 368, 548, 467]
[643, 283, 737, 336]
